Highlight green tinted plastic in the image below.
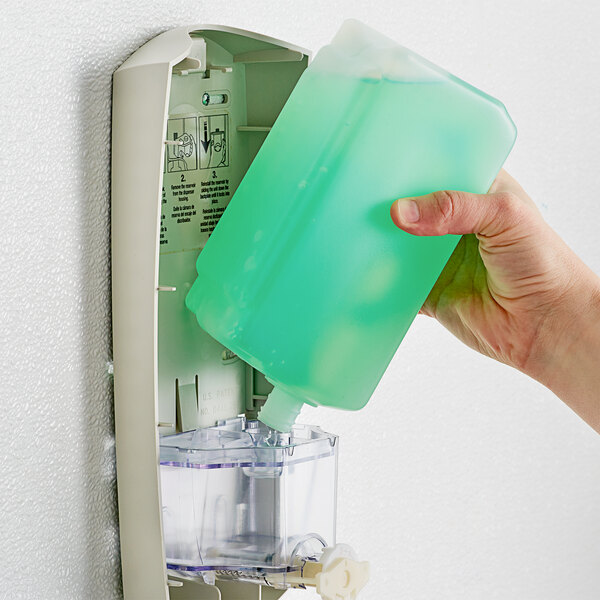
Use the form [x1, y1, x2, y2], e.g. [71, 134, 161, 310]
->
[186, 19, 517, 430]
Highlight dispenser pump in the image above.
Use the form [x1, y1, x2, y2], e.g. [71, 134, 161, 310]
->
[259, 386, 305, 432]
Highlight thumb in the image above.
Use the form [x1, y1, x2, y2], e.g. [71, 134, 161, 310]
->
[390, 189, 525, 238]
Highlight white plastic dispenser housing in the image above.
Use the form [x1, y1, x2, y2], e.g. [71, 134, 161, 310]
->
[111, 25, 368, 600]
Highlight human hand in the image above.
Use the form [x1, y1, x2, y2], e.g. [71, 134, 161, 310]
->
[390, 170, 600, 432]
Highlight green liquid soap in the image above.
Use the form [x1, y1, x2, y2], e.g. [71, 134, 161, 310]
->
[186, 19, 517, 431]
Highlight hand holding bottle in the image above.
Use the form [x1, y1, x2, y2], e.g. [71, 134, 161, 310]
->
[391, 170, 600, 432]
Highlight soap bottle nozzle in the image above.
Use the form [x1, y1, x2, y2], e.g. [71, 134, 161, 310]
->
[258, 386, 304, 432]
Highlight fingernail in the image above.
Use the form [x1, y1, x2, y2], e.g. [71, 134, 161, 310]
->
[395, 199, 420, 223]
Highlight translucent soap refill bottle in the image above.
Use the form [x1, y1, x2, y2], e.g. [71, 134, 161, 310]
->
[186, 19, 517, 431]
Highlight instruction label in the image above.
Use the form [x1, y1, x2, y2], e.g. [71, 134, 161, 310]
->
[160, 112, 231, 254]
[198, 114, 229, 169]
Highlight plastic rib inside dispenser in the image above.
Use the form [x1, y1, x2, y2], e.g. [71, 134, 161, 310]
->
[160, 417, 338, 586]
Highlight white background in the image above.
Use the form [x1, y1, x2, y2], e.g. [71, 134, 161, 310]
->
[1, 1, 599, 599]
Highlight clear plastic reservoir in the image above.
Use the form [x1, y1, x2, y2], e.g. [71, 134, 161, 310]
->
[160, 417, 338, 584]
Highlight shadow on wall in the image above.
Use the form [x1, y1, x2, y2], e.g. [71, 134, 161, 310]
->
[75, 26, 167, 600]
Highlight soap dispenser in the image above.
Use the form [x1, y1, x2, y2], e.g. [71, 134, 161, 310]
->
[112, 24, 368, 600]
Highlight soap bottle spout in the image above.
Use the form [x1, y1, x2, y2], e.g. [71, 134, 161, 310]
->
[258, 386, 305, 432]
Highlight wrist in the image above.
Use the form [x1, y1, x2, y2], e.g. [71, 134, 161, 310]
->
[531, 270, 600, 431]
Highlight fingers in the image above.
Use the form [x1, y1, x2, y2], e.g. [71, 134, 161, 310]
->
[390, 186, 527, 238]
[490, 169, 539, 212]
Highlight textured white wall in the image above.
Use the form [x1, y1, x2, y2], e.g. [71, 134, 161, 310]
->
[1, 1, 599, 599]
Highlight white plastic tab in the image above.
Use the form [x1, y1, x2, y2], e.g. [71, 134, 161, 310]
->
[316, 556, 370, 600]
[176, 381, 197, 432]
[267, 544, 369, 600]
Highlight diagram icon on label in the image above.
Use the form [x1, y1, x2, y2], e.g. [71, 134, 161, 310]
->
[165, 117, 198, 172]
[199, 114, 229, 169]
